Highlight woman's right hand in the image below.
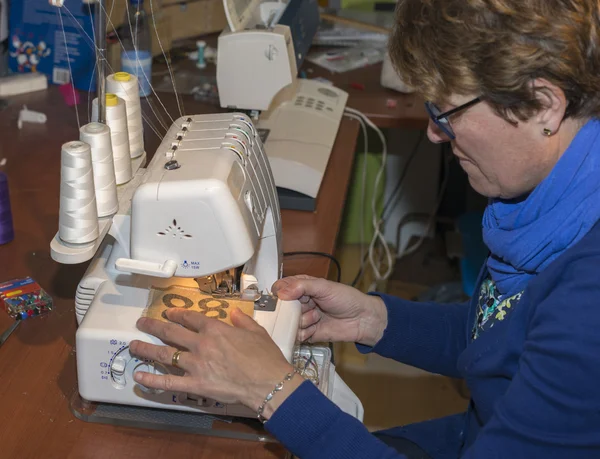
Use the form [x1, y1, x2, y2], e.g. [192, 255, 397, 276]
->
[272, 275, 388, 348]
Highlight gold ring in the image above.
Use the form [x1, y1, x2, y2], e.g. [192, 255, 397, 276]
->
[171, 349, 183, 368]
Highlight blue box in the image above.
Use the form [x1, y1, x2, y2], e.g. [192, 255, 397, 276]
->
[9, 0, 97, 92]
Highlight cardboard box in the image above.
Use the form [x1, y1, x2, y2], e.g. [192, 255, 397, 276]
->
[107, 0, 227, 56]
[8, 0, 97, 91]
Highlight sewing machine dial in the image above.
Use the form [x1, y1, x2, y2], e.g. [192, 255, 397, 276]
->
[109, 345, 169, 393]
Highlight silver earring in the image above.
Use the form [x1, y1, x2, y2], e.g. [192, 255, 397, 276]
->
[543, 128, 552, 136]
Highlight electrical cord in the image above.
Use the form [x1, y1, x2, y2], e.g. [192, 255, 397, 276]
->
[350, 130, 424, 287]
[344, 107, 393, 290]
[381, 131, 425, 221]
[283, 252, 342, 283]
[395, 149, 451, 260]
[350, 132, 444, 287]
[343, 112, 369, 270]
[343, 111, 372, 288]
[350, 251, 369, 287]
[395, 212, 430, 255]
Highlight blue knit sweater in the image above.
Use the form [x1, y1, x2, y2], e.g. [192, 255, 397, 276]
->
[266, 221, 600, 458]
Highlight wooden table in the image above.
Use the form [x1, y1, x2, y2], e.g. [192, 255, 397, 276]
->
[0, 84, 359, 458]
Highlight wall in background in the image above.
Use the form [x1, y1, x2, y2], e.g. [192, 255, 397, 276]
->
[382, 128, 442, 255]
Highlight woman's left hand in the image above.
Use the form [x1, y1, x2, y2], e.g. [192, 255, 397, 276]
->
[129, 307, 299, 414]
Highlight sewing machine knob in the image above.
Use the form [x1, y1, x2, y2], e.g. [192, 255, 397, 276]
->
[265, 45, 278, 61]
[133, 362, 169, 394]
[111, 356, 127, 376]
[133, 363, 155, 393]
[110, 356, 128, 388]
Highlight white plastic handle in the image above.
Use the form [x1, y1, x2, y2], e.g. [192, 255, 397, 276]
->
[115, 258, 178, 278]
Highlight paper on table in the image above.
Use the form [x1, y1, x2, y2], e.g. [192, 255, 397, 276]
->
[313, 21, 389, 47]
[306, 46, 387, 73]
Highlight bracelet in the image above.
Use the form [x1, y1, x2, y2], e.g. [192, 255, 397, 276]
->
[257, 369, 298, 424]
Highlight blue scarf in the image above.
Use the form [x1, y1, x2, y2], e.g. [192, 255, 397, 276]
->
[483, 119, 600, 296]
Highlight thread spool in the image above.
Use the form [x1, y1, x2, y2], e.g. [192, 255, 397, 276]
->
[196, 41, 206, 69]
[106, 72, 144, 159]
[80, 123, 118, 218]
[92, 94, 133, 185]
[0, 171, 15, 245]
[58, 141, 99, 244]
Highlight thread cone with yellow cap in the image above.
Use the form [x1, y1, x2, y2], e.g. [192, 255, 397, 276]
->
[90, 91, 133, 185]
[113, 72, 132, 82]
[106, 93, 118, 106]
[106, 72, 144, 159]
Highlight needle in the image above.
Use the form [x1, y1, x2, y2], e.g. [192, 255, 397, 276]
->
[0, 320, 21, 348]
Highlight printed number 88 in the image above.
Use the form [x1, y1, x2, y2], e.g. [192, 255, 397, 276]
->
[162, 294, 229, 319]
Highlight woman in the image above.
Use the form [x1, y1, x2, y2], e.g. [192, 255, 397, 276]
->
[129, 0, 600, 457]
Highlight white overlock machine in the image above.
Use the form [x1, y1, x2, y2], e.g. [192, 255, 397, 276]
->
[49, 0, 361, 430]
[51, 111, 363, 421]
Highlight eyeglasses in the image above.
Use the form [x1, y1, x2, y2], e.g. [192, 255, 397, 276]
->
[425, 97, 482, 140]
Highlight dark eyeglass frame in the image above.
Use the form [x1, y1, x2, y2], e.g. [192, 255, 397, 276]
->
[425, 97, 482, 140]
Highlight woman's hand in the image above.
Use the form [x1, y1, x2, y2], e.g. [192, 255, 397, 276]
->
[272, 275, 388, 347]
[129, 308, 303, 419]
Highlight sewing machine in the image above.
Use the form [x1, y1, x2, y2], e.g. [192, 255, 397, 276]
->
[51, 112, 363, 420]
[217, 0, 348, 210]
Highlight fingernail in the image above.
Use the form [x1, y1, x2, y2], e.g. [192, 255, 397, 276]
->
[133, 372, 143, 383]
[274, 279, 289, 289]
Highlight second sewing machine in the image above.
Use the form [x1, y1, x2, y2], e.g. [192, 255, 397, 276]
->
[217, 0, 348, 211]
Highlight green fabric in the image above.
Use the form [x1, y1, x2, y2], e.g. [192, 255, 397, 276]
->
[341, 153, 385, 244]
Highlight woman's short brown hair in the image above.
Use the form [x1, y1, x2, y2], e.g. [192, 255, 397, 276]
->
[390, 0, 600, 121]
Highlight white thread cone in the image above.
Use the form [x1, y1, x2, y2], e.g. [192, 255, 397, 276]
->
[80, 122, 119, 217]
[106, 72, 144, 158]
[92, 95, 133, 184]
[59, 141, 99, 244]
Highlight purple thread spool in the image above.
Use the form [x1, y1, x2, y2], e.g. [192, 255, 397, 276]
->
[0, 171, 15, 245]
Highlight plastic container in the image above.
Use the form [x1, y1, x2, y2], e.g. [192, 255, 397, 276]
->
[8, 0, 96, 91]
[0, 277, 53, 320]
[120, 0, 152, 97]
